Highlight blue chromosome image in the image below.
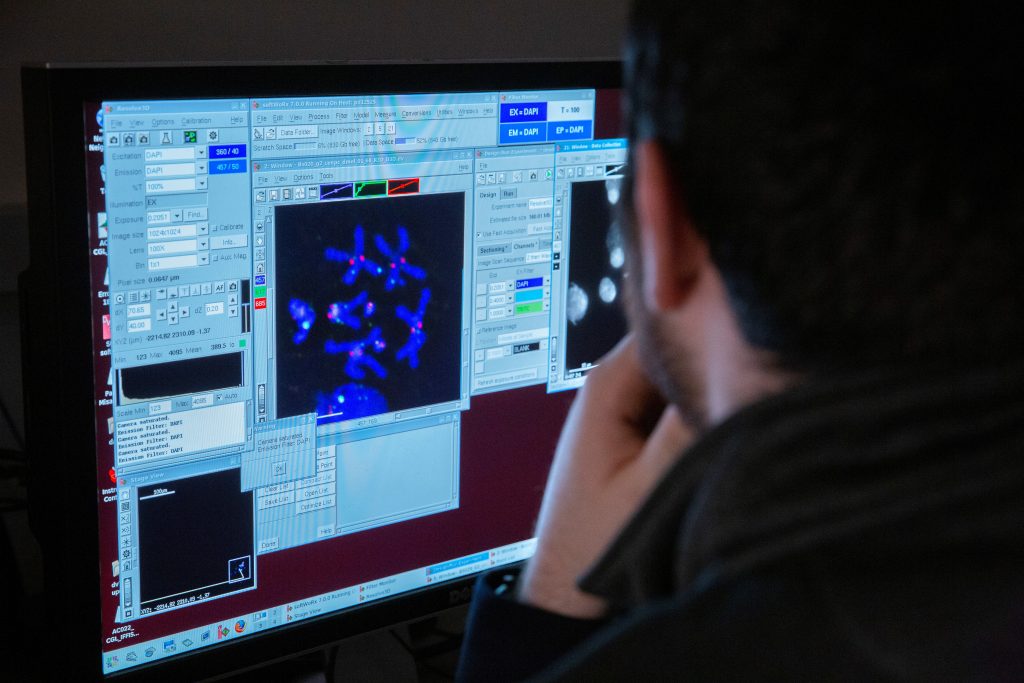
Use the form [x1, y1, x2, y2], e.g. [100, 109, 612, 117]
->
[324, 225, 384, 285]
[289, 298, 316, 344]
[315, 383, 389, 421]
[326, 292, 370, 329]
[324, 327, 388, 380]
[275, 192, 464, 423]
[290, 225, 433, 418]
[396, 288, 431, 369]
[375, 227, 427, 291]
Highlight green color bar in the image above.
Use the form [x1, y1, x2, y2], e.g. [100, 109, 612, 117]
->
[254, 285, 267, 298]
[354, 180, 387, 197]
[515, 301, 544, 315]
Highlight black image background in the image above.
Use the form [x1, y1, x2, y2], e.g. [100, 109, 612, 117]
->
[274, 192, 466, 420]
[566, 179, 628, 372]
[137, 468, 254, 606]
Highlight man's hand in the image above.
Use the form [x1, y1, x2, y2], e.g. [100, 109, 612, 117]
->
[517, 335, 693, 619]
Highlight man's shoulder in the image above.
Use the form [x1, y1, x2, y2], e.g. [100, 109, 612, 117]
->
[541, 554, 1024, 681]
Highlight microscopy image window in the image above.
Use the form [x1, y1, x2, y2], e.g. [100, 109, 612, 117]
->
[274, 192, 466, 422]
[565, 178, 628, 373]
[136, 468, 255, 615]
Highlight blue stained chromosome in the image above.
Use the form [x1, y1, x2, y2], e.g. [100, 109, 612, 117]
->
[324, 327, 388, 380]
[316, 383, 388, 420]
[375, 227, 426, 291]
[298, 223, 436, 419]
[396, 288, 431, 369]
[324, 226, 383, 285]
[289, 298, 316, 344]
[327, 292, 369, 329]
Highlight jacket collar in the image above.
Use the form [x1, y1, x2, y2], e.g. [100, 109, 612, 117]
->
[580, 360, 1024, 608]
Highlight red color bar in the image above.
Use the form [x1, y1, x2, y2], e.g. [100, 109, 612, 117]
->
[387, 178, 420, 195]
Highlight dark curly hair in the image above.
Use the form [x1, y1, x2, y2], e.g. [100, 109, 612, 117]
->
[624, 0, 1024, 372]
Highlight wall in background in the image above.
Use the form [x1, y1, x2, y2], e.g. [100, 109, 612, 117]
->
[2, 0, 627, 208]
[0, 0, 629, 449]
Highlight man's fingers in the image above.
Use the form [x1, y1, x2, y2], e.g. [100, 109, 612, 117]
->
[581, 334, 667, 430]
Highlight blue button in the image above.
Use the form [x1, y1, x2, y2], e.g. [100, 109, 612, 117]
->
[515, 277, 544, 289]
[499, 123, 546, 144]
[208, 144, 247, 159]
[547, 120, 593, 142]
[209, 160, 246, 174]
[500, 102, 547, 123]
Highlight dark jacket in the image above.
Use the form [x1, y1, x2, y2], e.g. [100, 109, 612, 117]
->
[457, 362, 1024, 681]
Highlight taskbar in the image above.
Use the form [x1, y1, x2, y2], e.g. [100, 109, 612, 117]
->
[101, 537, 537, 674]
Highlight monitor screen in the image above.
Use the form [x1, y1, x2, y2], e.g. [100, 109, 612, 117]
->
[27, 63, 627, 677]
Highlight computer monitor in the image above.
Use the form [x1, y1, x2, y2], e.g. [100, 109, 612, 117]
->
[21, 61, 627, 679]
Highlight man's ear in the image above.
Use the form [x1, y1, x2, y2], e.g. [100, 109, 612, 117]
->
[633, 141, 706, 312]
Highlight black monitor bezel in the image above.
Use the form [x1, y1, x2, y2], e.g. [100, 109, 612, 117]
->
[21, 60, 621, 682]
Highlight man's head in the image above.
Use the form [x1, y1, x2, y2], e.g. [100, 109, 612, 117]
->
[620, 0, 1024, 427]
